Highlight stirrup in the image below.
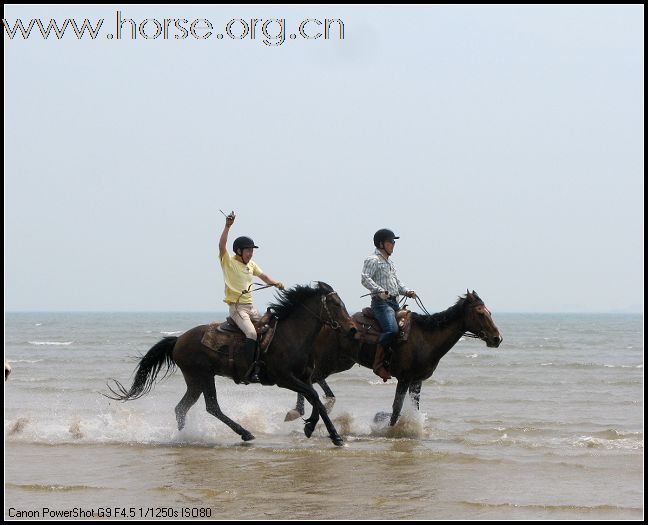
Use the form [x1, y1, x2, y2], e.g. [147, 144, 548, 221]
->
[246, 362, 262, 383]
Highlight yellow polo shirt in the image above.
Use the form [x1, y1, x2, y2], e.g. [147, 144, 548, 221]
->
[219, 249, 263, 304]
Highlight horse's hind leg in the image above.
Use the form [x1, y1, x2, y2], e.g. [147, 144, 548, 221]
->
[202, 378, 255, 442]
[408, 381, 422, 411]
[318, 379, 336, 413]
[175, 384, 201, 431]
[284, 393, 305, 422]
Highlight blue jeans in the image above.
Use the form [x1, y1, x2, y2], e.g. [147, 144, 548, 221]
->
[371, 297, 399, 347]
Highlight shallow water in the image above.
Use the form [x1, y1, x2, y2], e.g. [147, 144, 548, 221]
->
[4, 312, 643, 519]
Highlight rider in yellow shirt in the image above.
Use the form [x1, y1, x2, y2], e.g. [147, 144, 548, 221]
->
[219, 211, 284, 382]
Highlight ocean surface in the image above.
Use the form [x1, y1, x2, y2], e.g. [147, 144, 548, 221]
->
[4, 312, 643, 520]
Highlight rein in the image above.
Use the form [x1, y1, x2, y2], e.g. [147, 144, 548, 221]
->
[413, 295, 432, 316]
[233, 282, 278, 313]
[361, 291, 434, 317]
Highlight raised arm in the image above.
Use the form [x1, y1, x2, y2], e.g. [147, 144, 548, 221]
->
[218, 211, 235, 259]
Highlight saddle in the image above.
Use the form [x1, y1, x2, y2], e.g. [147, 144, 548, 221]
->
[203, 310, 274, 350]
[216, 311, 272, 337]
[201, 311, 276, 384]
[352, 307, 412, 345]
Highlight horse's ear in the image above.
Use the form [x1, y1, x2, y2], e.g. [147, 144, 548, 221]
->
[317, 281, 334, 293]
[466, 288, 471, 297]
[472, 290, 476, 295]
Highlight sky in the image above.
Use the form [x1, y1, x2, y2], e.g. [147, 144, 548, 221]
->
[4, 5, 644, 313]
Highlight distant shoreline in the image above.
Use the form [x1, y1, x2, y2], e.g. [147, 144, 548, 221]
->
[4, 311, 643, 315]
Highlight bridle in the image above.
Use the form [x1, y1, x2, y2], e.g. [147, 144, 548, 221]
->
[300, 291, 343, 330]
[462, 302, 493, 341]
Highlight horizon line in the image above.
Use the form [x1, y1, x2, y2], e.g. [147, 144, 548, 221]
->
[4, 310, 644, 315]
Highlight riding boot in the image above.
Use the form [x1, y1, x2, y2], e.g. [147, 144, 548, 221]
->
[372, 344, 392, 382]
[244, 338, 261, 383]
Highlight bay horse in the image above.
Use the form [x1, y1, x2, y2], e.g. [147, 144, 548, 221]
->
[286, 291, 502, 426]
[106, 282, 356, 446]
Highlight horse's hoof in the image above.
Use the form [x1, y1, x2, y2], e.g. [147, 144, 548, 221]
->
[324, 397, 336, 414]
[304, 423, 315, 438]
[332, 435, 344, 447]
[373, 411, 391, 424]
[241, 432, 255, 441]
[284, 409, 301, 422]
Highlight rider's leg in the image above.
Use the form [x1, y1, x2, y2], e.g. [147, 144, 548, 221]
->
[229, 304, 261, 383]
[371, 298, 399, 381]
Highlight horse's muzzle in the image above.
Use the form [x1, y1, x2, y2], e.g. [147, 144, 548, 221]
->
[488, 335, 503, 348]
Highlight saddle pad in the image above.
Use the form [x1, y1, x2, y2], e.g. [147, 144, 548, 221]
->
[202, 322, 245, 352]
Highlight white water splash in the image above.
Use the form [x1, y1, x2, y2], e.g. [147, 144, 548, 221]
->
[28, 341, 73, 346]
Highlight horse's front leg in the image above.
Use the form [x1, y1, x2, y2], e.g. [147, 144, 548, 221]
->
[389, 380, 410, 426]
[280, 375, 344, 446]
[285, 377, 336, 422]
[303, 401, 320, 438]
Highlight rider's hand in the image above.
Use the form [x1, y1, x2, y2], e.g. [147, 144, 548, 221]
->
[225, 211, 236, 227]
[377, 291, 390, 300]
[274, 281, 285, 290]
[406, 290, 417, 298]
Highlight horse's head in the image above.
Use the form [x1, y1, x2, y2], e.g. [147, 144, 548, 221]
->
[463, 290, 502, 348]
[315, 282, 357, 337]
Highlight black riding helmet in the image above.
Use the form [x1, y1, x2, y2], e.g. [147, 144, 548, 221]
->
[373, 228, 400, 248]
[233, 236, 259, 255]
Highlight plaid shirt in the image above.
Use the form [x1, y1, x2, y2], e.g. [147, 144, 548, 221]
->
[361, 249, 409, 297]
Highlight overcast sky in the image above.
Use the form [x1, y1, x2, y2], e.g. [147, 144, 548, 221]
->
[4, 5, 644, 313]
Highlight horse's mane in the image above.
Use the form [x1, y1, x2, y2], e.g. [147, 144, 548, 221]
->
[268, 283, 329, 320]
[412, 293, 483, 332]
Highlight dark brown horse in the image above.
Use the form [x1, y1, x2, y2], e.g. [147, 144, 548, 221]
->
[107, 282, 356, 446]
[286, 291, 502, 426]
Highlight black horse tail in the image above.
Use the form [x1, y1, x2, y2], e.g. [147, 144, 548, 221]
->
[105, 336, 178, 401]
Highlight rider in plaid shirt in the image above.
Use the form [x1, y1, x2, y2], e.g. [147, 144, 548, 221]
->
[361, 228, 417, 381]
